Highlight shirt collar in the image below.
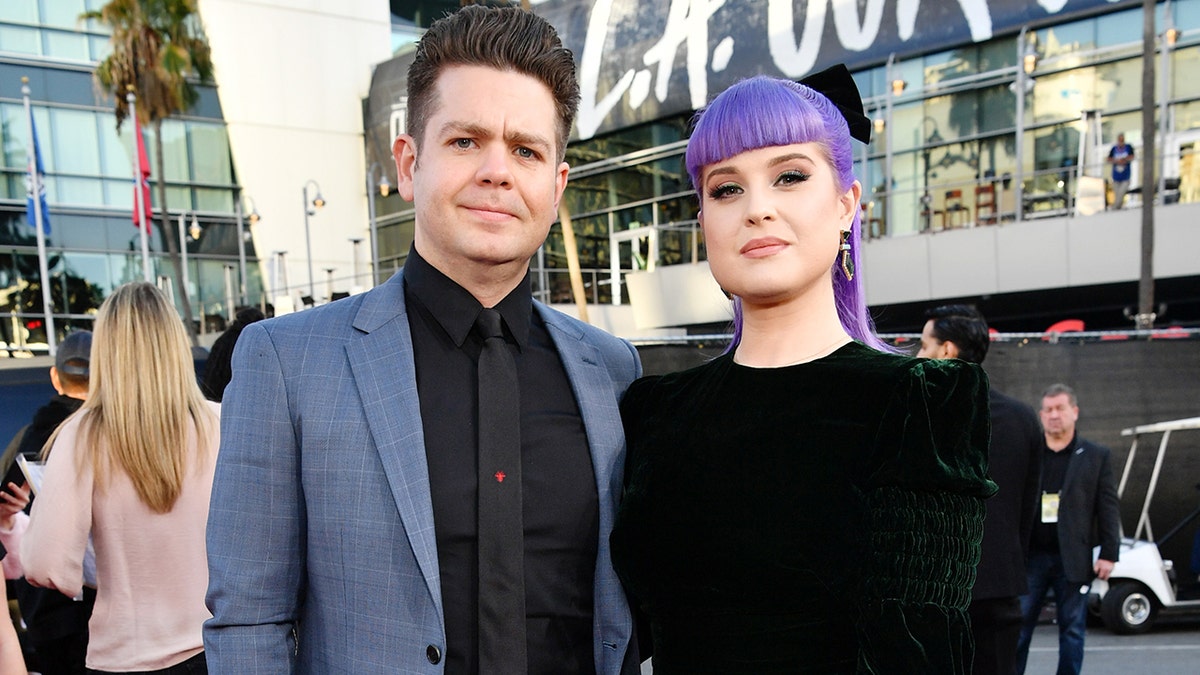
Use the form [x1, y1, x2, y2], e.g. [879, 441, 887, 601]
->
[403, 246, 532, 350]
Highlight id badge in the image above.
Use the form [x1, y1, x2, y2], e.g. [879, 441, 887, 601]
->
[1041, 492, 1060, 523]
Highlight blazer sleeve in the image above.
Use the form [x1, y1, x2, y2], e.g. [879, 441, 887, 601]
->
[204, 323, 303, 673]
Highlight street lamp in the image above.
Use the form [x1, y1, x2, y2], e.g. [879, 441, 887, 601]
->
[366, 162, 392, 286]
[236, 195, 261, 306]
[301, 179, 326, 302]
[177, 211, 201, 315]
[324, 267, 336, 302]
[349, 237, 363, 288]
[223, 263, 236, 323]
[272, 250, 289, 301]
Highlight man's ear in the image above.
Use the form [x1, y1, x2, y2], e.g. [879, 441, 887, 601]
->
[393, 134, 417, 202]
[941, 340, 961, 360]
[49, 367, 64, 395]
[552, 161, 569, 210]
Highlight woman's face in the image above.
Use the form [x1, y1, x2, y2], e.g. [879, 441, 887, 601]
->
[698, 142, 860, 308]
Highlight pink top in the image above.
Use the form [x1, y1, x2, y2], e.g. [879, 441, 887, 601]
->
[21, 402, 220, 672]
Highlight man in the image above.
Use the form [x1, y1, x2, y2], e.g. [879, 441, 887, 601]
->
[1015, 384, 1121, 675]
[1107, 133, 1134, 209]
[0, 330, 95, 675]
[918, 305, 1042, 675]
[204, 6, 642, 674]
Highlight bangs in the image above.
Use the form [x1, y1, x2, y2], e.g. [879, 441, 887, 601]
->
[686, 76, 828, 189]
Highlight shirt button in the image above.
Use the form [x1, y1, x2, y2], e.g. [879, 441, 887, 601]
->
[426, 644, 442, 665]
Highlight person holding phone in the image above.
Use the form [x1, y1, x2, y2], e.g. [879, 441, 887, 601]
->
[0, 329, 95, 675]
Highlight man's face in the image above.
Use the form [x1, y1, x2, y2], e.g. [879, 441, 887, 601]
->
[393, 64, 569, 281]
[1040, 393, 1079, 438]
[916, 319, 953, 359]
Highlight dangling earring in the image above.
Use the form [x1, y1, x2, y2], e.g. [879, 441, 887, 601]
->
[839, 230, 855, 281]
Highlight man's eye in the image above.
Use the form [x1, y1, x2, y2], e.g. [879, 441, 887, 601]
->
[454, 139, 473, 149]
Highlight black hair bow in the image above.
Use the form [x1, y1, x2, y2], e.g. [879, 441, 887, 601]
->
[800, 64, 872, 144]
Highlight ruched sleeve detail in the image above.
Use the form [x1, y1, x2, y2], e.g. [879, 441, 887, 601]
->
[855, 487, 985, 673]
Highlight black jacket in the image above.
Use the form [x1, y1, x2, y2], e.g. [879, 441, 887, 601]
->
[1054, 434, 1122, 583]
[16, 394, 81, 458]
[6, 395, 95, 644]
[973, 389, 1043, 600]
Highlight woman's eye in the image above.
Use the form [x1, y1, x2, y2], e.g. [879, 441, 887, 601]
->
[777, 170, 810, 186]
[707, 183, 741, 200]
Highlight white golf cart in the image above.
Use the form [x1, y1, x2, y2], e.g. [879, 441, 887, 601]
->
[1089, 416, 1200, 634]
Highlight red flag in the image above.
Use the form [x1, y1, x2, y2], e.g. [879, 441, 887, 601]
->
[132, 118, 152, 232]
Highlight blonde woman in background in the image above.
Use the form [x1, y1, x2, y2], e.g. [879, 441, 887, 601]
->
[22, 282, 219, 674]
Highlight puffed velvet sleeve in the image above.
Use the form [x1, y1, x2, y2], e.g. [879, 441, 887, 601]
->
[855, 359, 997, 674]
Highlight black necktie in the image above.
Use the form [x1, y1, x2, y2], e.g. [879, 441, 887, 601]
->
[474, 308, 526, 672]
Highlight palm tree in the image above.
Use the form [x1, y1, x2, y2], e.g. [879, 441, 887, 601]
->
[84, 0, 214, 344]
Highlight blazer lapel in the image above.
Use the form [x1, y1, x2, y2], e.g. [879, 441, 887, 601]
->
[345, 274, 442, 615]
[537, 304, 632, 674]
[537, 305, 623, 505]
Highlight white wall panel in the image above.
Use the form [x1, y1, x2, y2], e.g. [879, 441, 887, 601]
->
[862, 233, 932, 305]
[198, 0, 392, 302]
[864, 204, 1200, 307]
[994, 219, 1069, 293]
[927, 226, 998, 298]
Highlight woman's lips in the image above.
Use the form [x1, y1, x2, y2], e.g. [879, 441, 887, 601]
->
[740, 237, 788, 258]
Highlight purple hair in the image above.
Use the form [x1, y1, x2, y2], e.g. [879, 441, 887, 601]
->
[685, 75, 894, 354]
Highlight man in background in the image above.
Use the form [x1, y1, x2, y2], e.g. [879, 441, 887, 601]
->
[1107, 133, 1134, 209]
[918, 305, 1042, 675]
[1016, 384, 1121, 675]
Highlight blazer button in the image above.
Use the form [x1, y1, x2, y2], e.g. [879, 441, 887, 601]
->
[426, 644, 442, 665]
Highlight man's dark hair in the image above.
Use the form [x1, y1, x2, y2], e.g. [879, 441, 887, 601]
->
[58, 369, 89, 391]
[405, 5, 581, 162]
[924, 304, 990, 364]
[1042, 383, 1078, 407]
[201, 307, 266, 402]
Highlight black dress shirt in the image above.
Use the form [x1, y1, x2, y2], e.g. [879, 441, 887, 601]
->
[1031, 434, 1075, 554]
[404, 248, 600, 674]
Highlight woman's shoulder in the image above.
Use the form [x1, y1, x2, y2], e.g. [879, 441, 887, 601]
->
[626, 354, 730, 393]
[859, 352, 994, 496]
[620, 355, 731, 416]
[45, 409, 89, 459]
[839, 346, 987, 407]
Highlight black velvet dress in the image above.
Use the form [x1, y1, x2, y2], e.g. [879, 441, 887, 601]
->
[610, 342, 997, 673]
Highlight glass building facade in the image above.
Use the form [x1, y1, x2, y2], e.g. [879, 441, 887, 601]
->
[0, 0, 259, 353]
[367, 0, 1200, 327]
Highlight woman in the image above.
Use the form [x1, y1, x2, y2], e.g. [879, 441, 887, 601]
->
[22, 282, 219, 674]
[610, 67, 996, 673]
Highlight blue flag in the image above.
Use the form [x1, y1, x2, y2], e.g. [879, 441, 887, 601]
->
[25, 115, 50, 236]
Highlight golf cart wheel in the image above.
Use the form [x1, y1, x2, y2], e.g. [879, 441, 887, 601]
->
[1101, 582, 1158, 634]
